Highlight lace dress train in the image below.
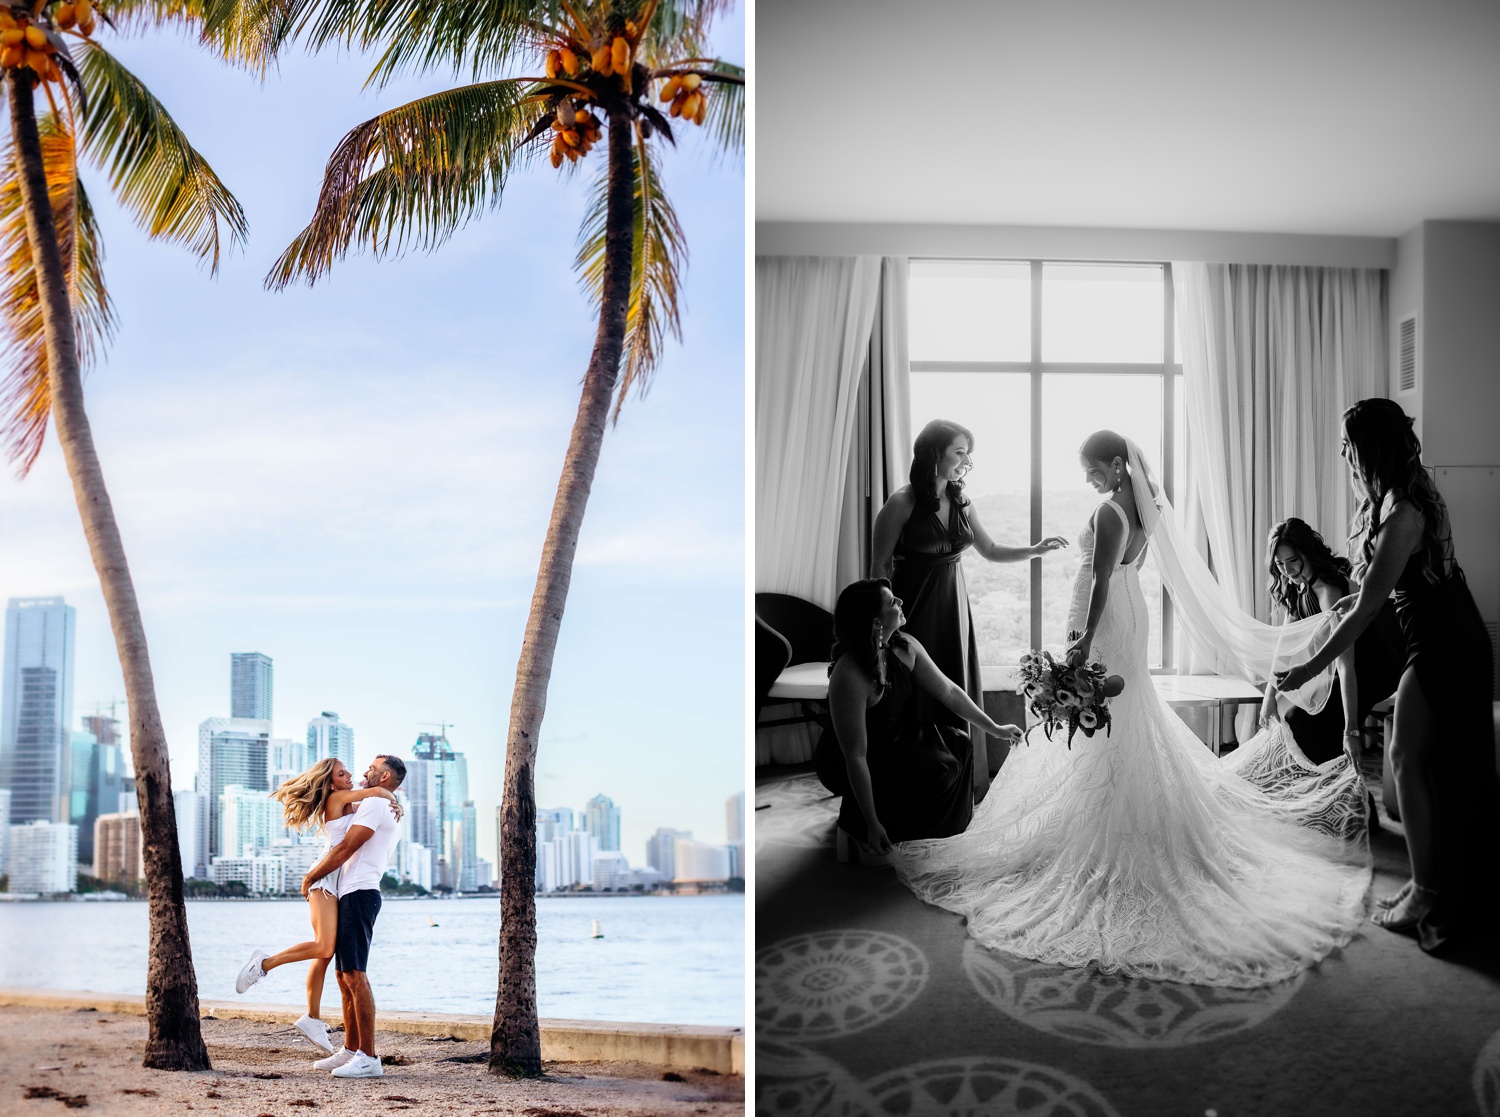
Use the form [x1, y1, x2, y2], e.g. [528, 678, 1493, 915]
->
[893, 500, 1371, 989]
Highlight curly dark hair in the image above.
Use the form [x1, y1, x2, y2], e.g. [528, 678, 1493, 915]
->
[1342, 399, 1453, 585]
[829, 578, 909, 691]
[909, 419, 973, 514]
[1265, 517, 1352, 620]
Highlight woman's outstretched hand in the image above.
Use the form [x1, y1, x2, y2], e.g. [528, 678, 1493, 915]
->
[1032, 536, 1070, 556]
[1274, 662, 1314, 693]
[865, 821, 893, 856]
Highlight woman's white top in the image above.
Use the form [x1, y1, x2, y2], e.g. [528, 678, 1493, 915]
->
[308, 812, 353, 896]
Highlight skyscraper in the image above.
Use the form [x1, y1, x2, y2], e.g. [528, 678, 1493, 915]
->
[174, 789, 207, 879]
[196, 717, 270, 859]
[68, 726, 122, 865]
[230, 652, 273, 723]
[584, 794, 622, 852]
[306, 712, 355, 770]
[647, 827, 692, 882]
[726, 791, 745, 843]
[0, 597, 76, 825]
[405, 732, 469, 890]
[7, 819, 77, 893]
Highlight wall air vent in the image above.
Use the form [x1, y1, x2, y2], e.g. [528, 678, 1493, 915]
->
[1397, 313, 1418, 395]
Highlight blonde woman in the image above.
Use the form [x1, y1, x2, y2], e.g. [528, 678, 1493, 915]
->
[232, 758, 402, 1053]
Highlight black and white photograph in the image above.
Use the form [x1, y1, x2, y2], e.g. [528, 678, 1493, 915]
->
[754, 2, 1500, 1115]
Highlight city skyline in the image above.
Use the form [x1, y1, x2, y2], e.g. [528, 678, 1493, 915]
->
[0, 11, 745, 871]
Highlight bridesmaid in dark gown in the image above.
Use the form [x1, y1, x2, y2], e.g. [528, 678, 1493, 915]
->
[814, 579, 1022, 861]
[870, 420, 1067, 785]
[1258, 517, 1403, 765]
[1276, 399, 1498, 952]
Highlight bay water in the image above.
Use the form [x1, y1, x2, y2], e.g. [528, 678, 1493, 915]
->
[0, 893, 743, 1026]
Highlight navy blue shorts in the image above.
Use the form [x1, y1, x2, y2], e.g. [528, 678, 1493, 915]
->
[335, 889, 382, 973]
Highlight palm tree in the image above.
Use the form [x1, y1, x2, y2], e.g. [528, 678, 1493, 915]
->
[0, 3, 245, 1071]
[211, 0, 742, 1078]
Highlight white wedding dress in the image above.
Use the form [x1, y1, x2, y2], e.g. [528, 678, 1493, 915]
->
[893, 498, 1371, 989]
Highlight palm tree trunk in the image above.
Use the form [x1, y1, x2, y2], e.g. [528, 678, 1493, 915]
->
[489, 104, 637, 1079]
[6, 70, 210, 1072]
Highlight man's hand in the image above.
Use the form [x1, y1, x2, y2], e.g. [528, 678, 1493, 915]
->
[301, 873, 314, 899]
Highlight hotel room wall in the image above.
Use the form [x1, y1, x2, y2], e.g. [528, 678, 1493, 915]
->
[1391, 220, 1500, 669]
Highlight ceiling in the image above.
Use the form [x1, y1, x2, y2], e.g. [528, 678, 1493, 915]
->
[756, 0, 1500, 237]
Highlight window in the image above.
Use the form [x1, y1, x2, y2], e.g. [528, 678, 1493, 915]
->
[908, 260, 1181, 668]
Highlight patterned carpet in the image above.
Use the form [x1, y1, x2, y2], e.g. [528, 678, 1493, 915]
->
[755, 754, 1500, 1117]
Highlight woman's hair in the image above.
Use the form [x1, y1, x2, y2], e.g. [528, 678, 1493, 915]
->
[1342, 398, 1453, 584]
[1078, 429, 1129, 471]
[829, 578, 908, 690]
[910, 419, 974, 514]
[1265, 517, 1352, 619]
[270, 757, 341, 832]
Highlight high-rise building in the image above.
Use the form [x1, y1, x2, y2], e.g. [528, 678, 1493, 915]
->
[584, 794, 622, 852]
[647, 827, 691, 881]
[8, 818, 77, 893]
[457, 800, 479, 891]
[726, 791, 745, 844]
[306, 712, 355, 771]
[537, 807, 575, 842]
[93, 810, 143, 883]
[196, 718, 270, 858]
[672, 838, 731, 883]
[267, 738, 303, 792]
[69, 726, 124, 866]
[230, 653, 273, 723]
[174, 789, 207, 879]
[0, 789, 10, 871]
[219, 784, 282, 859]
[405, 732, 468, 890]
[1, 597, 77, 826]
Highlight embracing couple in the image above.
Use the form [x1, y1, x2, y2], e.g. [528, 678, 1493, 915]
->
[234, 753, 407, 1079]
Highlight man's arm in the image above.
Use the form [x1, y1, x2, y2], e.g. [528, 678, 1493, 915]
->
[301, 825, 374, 898]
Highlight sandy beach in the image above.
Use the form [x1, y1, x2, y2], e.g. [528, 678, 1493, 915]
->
[0, 1006, 743, 1116]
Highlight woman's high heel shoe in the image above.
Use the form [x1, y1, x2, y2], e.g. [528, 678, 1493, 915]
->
[1371, 884, 1438, 933]
[1373, 880, 1413, 910]
[835, 827, 892, 867]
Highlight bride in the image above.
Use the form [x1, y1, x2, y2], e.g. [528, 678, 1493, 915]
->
[892, 430, 1371, 989]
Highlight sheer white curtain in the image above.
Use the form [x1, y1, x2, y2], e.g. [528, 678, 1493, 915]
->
[1174, 262, 1387, 674]
[756, 256, 882, 610]
[836, 259, 912, 591]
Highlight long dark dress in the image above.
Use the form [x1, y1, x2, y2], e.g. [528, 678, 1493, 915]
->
[891, 499, 984, 746]
[1391, 551, 1499, 949]
[814, 651, 974, 844]
[1285, 576, 1405, 764]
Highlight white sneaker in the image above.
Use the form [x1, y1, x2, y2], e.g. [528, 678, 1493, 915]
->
[234, 949, 269, 994]
[294, 1014, 335, 1054]
[313, 1046, 356, 1071]
[331, 1052, 383, 1078]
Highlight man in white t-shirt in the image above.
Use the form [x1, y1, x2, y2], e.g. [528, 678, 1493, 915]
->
[298, 753, 406, 1079]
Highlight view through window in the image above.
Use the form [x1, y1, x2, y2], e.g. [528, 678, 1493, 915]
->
[908, 261, 1183, 668]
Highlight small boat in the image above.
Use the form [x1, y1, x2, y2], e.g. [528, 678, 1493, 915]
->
[590, 919, 604, 939]
[427, 916, 440, 928]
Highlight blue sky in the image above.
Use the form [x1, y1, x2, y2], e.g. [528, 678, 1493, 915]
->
[0, 11, 746, 868]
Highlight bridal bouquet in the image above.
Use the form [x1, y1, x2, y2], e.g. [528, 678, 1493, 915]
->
[1014, 645, 1126, 748]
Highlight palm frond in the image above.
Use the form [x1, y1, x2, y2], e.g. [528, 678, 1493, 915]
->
[75, 41, 247, 273]
[575, 129, 684, 420]
[696, 59, 743, 156]
[266, 79, 538, 289]
[0, 115, 115, 474]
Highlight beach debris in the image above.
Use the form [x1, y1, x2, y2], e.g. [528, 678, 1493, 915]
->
[205, 1092, 222, 1099]
[661, 1072, 686, 1082]
[251, 1072, 283, 1080]
[22, 1085, 89, 1108]
[381, 1098, 423, 1104]
[120, 1089, 158, 1096]
[424, 1033, 463, 1042]
[381, 1053, 414, 1066]
[288, 1101, 319, 1108]
[73, 1007, 96, 1013]
[34, 1065, 61, 1071]
[439, 1052, 486, 1064]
